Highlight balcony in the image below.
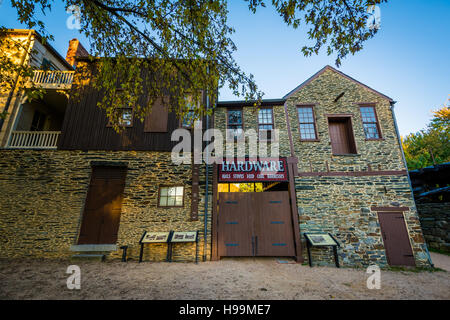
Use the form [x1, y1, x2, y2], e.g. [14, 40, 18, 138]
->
[7, 131, 60, 149]
[29, 70, 75, 90]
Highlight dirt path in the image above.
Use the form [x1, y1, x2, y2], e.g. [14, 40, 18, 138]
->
[0, 258, 448, 300]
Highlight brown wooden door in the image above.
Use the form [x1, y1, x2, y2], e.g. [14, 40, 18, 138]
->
[218, 193, 254, 256]
[328, 118, 356, 154]
[253, 192, 295, 256]
[378, 212, 416, 266]
[78, 167, 127, 244]
[218, 191, 295, 257]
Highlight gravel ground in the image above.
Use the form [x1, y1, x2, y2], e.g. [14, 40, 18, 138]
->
[0, 257, 449, 300]
[430, 252, 450, 272]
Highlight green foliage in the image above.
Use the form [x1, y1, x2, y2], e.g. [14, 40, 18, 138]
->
[3, 0, 387, 128]
[403, 103, 450, 170]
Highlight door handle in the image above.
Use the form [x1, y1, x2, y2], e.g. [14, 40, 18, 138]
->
[251, 236, 255, 256]
[255, 236, 258, 256]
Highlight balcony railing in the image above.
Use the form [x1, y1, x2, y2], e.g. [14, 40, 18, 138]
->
[30, 70, 74, 89]
[7, 131, 61, 149]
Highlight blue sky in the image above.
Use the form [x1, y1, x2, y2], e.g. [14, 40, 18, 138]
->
[1, 0, 449, 136]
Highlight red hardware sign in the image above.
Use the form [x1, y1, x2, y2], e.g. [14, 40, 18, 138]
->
[218, 158, 288, 182]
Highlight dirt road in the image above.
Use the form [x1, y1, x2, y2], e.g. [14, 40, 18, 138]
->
[0, 257, 448, 300]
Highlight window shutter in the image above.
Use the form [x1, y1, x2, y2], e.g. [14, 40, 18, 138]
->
[144, 97, 168, 132]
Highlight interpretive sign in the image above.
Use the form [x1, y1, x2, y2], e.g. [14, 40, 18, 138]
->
[140, 231, 171, 243]
[304, 233, 338, 246]
[139, 231, 173, 263]
[170, 231, 198, 243]
[304, 233, 341, 268]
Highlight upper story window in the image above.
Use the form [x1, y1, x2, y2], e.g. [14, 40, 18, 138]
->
[360, 106, 381, 140]
[158, 186, 184, 207]
[181, 96, 202, 129]
[297, 106, 318, 141]
[118, 108, 133, 127]
[227, 108, 243, 140]
[258, 108, 274, 140]
[108, 90, 133, 127]
[41, 58, 57, 71]
[181, 102, 196, 129]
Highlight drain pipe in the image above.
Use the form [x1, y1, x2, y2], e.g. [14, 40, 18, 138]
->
[390, 102, 434, 267]
[203, 81, 211, 262]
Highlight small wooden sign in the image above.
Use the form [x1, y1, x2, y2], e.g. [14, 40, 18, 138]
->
[170, 231, 198, 243]
[140, 231, 171, 243]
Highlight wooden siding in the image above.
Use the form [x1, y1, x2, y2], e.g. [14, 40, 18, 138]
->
[58, 63, 210, 151]
[58, 84, 182, 150]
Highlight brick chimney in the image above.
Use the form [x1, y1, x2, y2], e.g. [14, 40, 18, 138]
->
[65, 39, 89, 68]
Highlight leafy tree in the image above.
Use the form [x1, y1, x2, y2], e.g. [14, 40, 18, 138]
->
[403, 102, 450, 170]
[1, 0, 387, 128]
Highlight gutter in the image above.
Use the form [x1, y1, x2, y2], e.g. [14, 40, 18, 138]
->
[203, 79, 212, 262]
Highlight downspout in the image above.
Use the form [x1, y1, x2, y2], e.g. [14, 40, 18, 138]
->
[203, 76, 211, 262]
[390, 101, 434, 267]
[0, 30, 33, 132]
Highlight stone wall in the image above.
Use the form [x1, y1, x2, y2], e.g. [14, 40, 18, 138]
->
[214, 105, 291, 157]
[417, 203, 450, 253]
[296, 175, 430, 267]
[0, 150, 212, 261]
[285, 67, 405, 173]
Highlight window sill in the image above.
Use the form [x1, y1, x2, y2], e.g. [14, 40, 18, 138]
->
[332, 153, 360, 157]
[300, 139, 320, 142]
[365, 138, 384, 141]
[158, 205, 185, 209]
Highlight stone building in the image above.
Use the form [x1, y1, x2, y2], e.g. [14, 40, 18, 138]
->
[213, 66, 430, 267]
[0, 30, 431, 267]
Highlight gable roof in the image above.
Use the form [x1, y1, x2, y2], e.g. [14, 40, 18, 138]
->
[282, 65, 393, 102]
[4, 29, 74, 70]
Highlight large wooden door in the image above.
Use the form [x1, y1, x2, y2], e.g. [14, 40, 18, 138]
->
[253, 192, 295, 256]
[218, 191, 295, 257]
[78, 166, 127, 244]
[218, 192, 254, 256]
[378, 212, 416, 266]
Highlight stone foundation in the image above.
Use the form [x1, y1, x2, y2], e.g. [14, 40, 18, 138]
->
[417, 202, 450, 253]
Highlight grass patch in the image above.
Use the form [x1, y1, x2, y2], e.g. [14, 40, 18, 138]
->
[429, 247, 450, 257]
[385, 266, 445, 273]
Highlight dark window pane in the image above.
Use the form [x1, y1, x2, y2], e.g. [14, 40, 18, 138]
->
[228, 110, 242, 126]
